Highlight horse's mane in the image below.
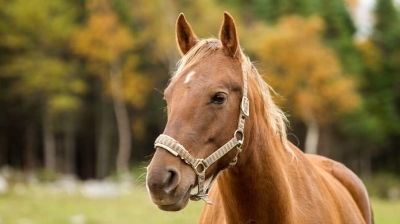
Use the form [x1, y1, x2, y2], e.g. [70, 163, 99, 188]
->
[242, 58, 294, 155]
[171, 38, 220, 80]
[171, 38, 294, 155]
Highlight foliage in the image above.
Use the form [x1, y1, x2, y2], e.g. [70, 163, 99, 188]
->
[342, 0, 400, 146]
[0, 0, 85, 114]
[368, 0, 400, 136]
[72, 0, 151, 109]
[248, 16, 360, 124]
[220, 0, 360, 74]
[0, 0, 399, 177]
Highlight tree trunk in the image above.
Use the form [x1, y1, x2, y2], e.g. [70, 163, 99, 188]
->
[43, 108, 56, 172]
[64, 114, 76, 175]
[109, 56, 132, 175]
[303, 110, 320, 154]
[25, 122, 37, 170]
[96, 90, 114, 179]
[0, 135, 6, 167]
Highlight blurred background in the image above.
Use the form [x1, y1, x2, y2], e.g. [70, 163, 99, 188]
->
[0, 0, 399, 223]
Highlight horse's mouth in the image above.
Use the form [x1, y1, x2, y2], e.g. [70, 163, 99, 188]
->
[156, 186, 192, 211]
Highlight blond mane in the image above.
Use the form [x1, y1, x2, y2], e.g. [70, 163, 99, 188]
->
[242, 57, 294, 155]
[171, 38, 220, 80]
[171, 38, 293, 155]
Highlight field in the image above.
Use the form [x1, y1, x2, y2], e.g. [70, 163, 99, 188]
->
[0, 184, 202, 224]
[0, 183, 399, 224]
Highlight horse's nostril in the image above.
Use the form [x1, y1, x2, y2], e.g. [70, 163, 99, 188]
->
[164, 167, 181, 193]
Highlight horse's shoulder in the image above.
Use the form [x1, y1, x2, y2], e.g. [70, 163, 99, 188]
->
[306, 154, 374, 224]
[305, 154, 366, 201]
[305, 154, 364, 192]
[305, 154, 336, 172]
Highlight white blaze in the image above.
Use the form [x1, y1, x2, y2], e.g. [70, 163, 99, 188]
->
[184, 71, 196, 84]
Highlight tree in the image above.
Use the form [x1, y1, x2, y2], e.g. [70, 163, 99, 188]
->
[221, 0, 360, 74]
[248, 16, 360, 154]
[343, 0, 400, 175]
[0, 0, 85, 173]
[72, 0, 151, 176]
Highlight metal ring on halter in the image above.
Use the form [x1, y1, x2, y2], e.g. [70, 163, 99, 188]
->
[194, 160, 206, 175]
[234, 129, 244, 146]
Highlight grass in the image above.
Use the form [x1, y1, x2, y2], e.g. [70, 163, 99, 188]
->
[0, 184, 203, 224]
[371, 197, 400, 224]
[0, 183, 399, 224]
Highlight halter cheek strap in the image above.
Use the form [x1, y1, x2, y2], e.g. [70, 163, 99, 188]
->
[154, 63, 249, 204]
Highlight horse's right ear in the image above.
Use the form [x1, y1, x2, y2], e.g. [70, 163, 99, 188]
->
[176, 13, 198, 56]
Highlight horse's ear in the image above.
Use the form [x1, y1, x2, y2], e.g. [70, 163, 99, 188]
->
[176, 13, 198, 56]
[219, 12, 240, 58]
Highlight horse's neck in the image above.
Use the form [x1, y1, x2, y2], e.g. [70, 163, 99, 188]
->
[217, 115, 295, 223]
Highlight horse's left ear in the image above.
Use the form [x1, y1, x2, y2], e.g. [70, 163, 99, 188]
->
[219, 12, 240, 58]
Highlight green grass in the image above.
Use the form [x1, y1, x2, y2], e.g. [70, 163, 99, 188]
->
[371, 197, 400, 224]
[0, 185, 203, 224]
[0, 184, 399, 224]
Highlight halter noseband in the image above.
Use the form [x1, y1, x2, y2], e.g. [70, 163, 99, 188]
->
[154, 63, 249, 204]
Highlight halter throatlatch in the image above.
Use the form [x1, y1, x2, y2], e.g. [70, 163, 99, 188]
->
[154, 63, 249, 204]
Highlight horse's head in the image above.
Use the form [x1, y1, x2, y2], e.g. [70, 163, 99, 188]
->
[146, 12, 249, 211]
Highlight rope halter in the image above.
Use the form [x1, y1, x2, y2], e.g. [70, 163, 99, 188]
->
[154, 63, 249, 204]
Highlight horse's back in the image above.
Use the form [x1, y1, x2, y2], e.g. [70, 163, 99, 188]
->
[306, 154, 374, 224]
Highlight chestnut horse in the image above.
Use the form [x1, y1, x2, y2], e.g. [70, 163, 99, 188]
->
[146, 12, 374, 224]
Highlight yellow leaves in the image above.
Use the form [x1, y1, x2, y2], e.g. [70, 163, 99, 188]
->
[132, 118, 146, 141]
[122, 75, 151, 109]
[72, 0, 151, 109]
[71, 0, 150, 164]
[345, 0, 359, 9]
[48, 94, 82, 115]
[73, 13, 133, 62]
[72, 0, 134, 63]
[121, 56, 152, 109]
[279, 15, 325, 39]
[324, 77, 360, 114]
[248, 15, 360, 124]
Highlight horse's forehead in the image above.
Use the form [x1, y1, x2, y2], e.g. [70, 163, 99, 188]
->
[180, 54, 239, 84]
[165, 51, 241, 99]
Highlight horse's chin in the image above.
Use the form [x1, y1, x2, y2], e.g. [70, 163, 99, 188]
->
[153, 186, 192, 211]
[157, 198, 190, 211]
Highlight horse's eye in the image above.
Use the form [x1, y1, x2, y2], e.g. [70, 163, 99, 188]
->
[211, 93, 227, 104]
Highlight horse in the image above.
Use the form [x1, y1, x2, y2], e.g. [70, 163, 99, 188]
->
[146, 12, 374, 224]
